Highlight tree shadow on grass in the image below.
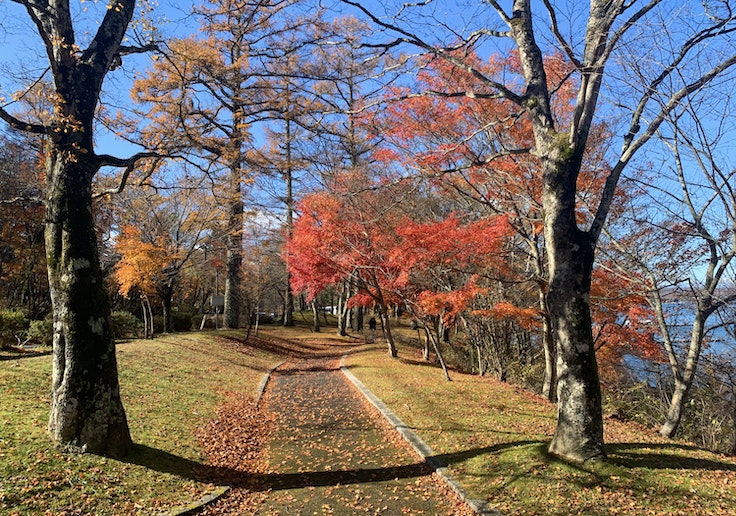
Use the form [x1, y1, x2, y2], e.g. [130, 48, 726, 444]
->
[0, 348, 51, 360]
[606, 442, 736, 471]
[274, 363, 343, 376]
[124, 443, 436, 492]
[127, 441, 551, 493]
[428, 440, 544, 468]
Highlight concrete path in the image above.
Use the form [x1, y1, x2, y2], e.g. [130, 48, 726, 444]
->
[256, 355, 472, 515]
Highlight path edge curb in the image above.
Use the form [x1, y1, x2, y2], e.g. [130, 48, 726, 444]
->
[340, 354, 500, 516]
[160, 486, 231, 516]
[162, 360, 284, 516]
[257, 360, 285, 405]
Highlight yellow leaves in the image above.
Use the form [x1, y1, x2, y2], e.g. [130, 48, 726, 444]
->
[113, 225, 170, 298]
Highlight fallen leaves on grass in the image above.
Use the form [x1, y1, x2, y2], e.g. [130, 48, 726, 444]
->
[196, 392, 274, 515]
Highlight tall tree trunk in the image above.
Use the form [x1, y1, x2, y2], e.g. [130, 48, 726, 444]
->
[544, 159, 604, 462]
[141, 298, 149, 339]
[312, 301, 321, 333]
[282, 112, 295, 328]
[354, 306, 364, 331]
[146, 296, 154, 338]
[3, 0, 142, 459]
[224, 103, 245, 329]
[223, 178, 243, 328]
[283, 279, 295, 326]
[337, 280, 350, 336]
[46, 153, 132, 457]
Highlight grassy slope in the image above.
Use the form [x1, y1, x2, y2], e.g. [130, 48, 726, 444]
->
[0, 331, 283, 515]
[3, 319, 736, 515]
[344, 342, 736, 515]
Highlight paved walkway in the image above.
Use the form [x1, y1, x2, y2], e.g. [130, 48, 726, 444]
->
[256, 355, 471, 515]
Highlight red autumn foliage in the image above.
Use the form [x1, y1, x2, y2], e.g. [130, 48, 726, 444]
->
[287, 180, 512, 325]
[590, 266, 661, 385]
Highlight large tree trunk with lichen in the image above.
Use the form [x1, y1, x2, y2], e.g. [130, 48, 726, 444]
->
[224, 123, 245, 329]
[543, 157, 605, 463]
[4, 0, 139, 459]
[46, 151, 132, 457]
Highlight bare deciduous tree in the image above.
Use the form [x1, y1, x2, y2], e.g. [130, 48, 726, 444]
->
[344, 0, 736, 461]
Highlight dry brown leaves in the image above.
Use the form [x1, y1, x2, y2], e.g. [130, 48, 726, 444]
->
[195, 392, 273, 515]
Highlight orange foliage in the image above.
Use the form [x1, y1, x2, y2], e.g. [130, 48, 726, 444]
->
[472, 302, 541, 330]
[113, 225, 171, 299]
[286, 178, 512, 319]
[590, 267, 661, 385]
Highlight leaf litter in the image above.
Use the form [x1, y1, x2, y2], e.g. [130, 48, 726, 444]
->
[196, 342, 475, 515]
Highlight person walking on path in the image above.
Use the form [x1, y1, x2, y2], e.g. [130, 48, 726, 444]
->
[368, 316, 377, 343]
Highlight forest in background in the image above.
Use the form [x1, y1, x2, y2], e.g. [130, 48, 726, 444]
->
[2, 0, 736, 459]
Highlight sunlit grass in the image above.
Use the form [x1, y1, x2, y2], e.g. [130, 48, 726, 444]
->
[0, 331, 283, 515]
[344, 343, 736, 515]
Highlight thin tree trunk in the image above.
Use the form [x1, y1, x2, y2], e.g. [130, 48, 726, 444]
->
[476, 345, 484, 375]
[540, 290, 556, 402]
[337, 280, 350, 336]
[146, 297, 154, 338]
[660, 312, 707, 438]
[422, 327, 431, 361]
[141, 298, 149, 339]
[312, 301, 321, 333]
[427, 321, 451, 381]
[283, 278, 295, 327]
[379, 309, 397, 357]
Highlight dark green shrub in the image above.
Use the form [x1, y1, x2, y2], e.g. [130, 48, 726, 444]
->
[0, 309, 28, 348]
[27, 319, 53, 347]
[111, 311, 143, 339]
[171, 311, 193, 332]
[153, 316, 165, 334]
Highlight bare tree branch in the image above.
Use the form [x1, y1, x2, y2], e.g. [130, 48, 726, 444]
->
[0, 106, 47, 134]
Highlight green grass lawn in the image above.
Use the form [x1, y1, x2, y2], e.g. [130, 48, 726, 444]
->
[0, 331, 283, 515]
[343, 342, 736, 515]
[4, 320, 736, 515]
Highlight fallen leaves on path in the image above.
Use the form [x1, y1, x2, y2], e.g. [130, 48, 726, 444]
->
[259, 355, 476, 515]
[192, 338, 475, 515]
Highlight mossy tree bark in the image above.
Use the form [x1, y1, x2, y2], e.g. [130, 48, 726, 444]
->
[0, 0, 158, 457]
[46, 150, 132, 457]
[541, 154, 604, 461]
